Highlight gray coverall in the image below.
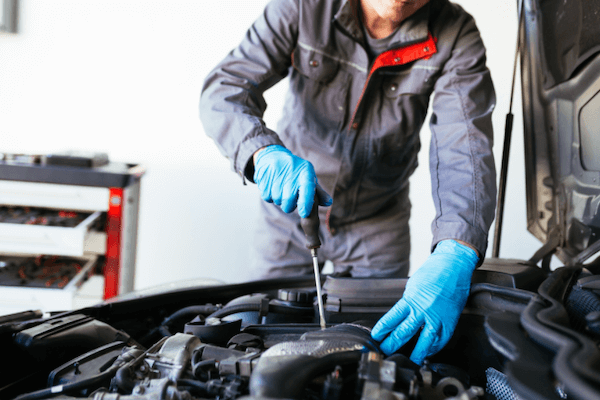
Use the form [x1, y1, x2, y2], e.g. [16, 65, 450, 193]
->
[200, 0, 497, 278]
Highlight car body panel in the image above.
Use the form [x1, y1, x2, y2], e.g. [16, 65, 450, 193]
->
[521, 0, 600, 264]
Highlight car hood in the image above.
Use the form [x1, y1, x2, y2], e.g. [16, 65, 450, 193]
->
[521, 0, 600, 264]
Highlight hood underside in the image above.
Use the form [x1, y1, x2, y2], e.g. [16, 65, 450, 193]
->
[521, 0, 600, 264]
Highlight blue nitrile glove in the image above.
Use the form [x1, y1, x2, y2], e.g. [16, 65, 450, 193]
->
[253, 145, 332, 218]
[371, 240, 479, 365]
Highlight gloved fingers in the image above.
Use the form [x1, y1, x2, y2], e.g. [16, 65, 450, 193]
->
[379, 311, 423, 355]
[256, 178, 274, 203]
[253, 160, 270, 201]
[428, 323, 457, 356]
[315, 184, 333, 207]
[296, 166, 317, 219]
[269, 172, 285, 207]
[409, 324, 441, 365]
[254, 144, 290, 164]
[271, 191, 283, 207]
[427, 338, 445, 357]
[280, 182, 299, 214]
[371, 300, 411, 341]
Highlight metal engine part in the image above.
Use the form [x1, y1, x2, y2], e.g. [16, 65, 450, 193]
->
[91, 378, 192, 400]
[248, 323, 378, 399]
[146, 333, 202, 382]
[357, 352, 484, 400]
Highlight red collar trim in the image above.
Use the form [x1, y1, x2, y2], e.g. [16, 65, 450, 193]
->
[348, 32, 438, 130]
[369, 32, 438, 75]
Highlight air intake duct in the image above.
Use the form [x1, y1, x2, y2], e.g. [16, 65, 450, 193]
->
[249, 323, 379, 399]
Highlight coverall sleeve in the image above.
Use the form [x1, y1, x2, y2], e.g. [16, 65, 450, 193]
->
[428, 13, 497, 257]
[200, 0, 299, 182]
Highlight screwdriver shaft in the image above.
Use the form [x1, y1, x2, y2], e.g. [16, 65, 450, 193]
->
[312, 248, 326, 329]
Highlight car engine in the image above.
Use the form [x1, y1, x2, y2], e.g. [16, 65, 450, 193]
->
[3, 262, 600, 400]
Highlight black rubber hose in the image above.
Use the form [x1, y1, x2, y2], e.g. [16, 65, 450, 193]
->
[249, 323, 378, 398]
[192, 359, 217, 380]
[13, 346, 146, 400]
[14, 364, 120, 400]
[158, 325, 172, 337]
[113, 341, 165, 393]
[470, 283, 536, 302]
[153, 305, 220, 338]
[161, 305, 219, 326]
[206, 303, 260, 319]
[206, 302, 311, 320]
[193, 359, 216, 369]
[114, 364, 137, 393]
[177, 379, 209, 393]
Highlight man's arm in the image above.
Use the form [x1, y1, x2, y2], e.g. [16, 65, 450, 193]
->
[371, 8, 496, 364]
[199, 0, 299, 182]
[200, 0, 331, 216]
[428, 9, 497, 256]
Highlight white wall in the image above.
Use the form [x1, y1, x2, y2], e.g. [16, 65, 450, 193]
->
[0, 0, 544, 290]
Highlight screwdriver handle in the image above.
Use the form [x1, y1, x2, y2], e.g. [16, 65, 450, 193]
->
[300, 196, 321, 250]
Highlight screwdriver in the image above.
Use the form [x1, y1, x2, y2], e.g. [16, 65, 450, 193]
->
[300, 198, 326, 329]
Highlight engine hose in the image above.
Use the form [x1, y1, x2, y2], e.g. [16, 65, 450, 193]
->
[113, 337, 169, 393]
[206, 303, 260, 319]
[161, 305, 220, 326]
[249, 323, 379, 399]
[156, 305, 221, 337]
[157, 325, 172, 337]
[13, 367, 119, 400]
[206, 302, 311, 320]
[470, 283, 536, 301]
[114, 365, 137, 393]
[177, 379, 209, 394]
[13, 346, 145, 400]
[191, 358, 217, 380]
[158, 304, 241, 338]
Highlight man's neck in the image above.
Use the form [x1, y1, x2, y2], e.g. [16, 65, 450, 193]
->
[361, 8, 397, 38]
[359, 0, 430, 39]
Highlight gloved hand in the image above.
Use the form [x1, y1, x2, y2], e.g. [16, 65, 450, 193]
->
[371, 240, 479, 365]
[253, 145, 332, 218]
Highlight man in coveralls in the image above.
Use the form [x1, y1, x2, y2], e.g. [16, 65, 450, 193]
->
[200, 0, 496, 365]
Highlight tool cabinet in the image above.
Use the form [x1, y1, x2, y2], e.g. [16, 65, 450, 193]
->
[0, 153, 145, 315]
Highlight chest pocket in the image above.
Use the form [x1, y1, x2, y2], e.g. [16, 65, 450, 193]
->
[292, 45, 340, 84]
[365, 65, 438, 185]
[382, 66, 437, 98]
[290, 44, 349, 130]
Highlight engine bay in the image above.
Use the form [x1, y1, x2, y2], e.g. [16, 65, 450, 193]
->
[3, 261, 600, 400]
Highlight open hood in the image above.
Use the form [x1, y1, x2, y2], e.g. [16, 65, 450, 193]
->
[521, 0, 600, 265]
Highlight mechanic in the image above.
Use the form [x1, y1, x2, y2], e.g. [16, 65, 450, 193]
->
[200, 0, 496, 365]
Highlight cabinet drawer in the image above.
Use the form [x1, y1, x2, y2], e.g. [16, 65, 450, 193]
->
[0, 208, 103, 256]
[0, 180, 109, 211]
[0, 255, 100, 315]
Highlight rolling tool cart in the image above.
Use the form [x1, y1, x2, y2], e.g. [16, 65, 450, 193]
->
[0, 152, 145, 315]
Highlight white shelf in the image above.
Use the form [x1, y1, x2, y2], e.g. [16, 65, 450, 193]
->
[0, 211, 103, 256]
[0, 255, 102, 316]
[0, 180, 110, 211]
